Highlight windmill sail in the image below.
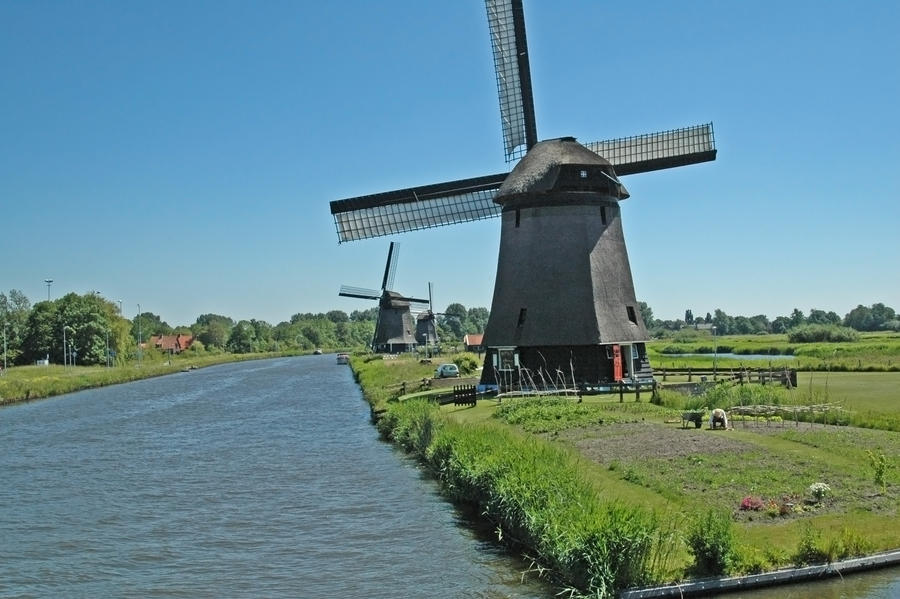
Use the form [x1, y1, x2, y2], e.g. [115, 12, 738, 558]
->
[585, 123, 717, 176]
[486, 0, 537, 161]
[330, 173, 505, 243]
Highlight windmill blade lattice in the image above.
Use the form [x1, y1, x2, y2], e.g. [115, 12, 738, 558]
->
[585, 123, 717, 177]
[338, 285, 381, 300]
[330, 173, 505, 243]
[485, 0, 537, 161]
[381, 241, 399, 291]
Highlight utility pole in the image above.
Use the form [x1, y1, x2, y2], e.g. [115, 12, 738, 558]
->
[137, 303, 142, 367]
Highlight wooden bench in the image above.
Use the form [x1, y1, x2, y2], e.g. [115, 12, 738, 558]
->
[453, 385, 477, 407]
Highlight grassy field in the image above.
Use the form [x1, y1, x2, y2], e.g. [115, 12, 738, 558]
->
[357, 350, 899, 594]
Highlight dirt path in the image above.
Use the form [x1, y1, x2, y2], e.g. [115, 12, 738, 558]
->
[558, 421, 756, 464]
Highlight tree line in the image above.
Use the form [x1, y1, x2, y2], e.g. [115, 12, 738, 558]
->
[0, 290, 492, 367]
[641, 303, 899, 336]
[2, 289, 896, 367]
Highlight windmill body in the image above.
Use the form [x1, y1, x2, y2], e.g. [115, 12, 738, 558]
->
[330, 0, 716, 389]
[481, 138, 651, 388]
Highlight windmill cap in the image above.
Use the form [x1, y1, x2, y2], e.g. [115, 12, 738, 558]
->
[496, 137, 629, 203]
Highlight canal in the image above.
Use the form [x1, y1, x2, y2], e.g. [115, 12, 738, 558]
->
[0, 355, 551, 598]
[1, 355, 896, 598]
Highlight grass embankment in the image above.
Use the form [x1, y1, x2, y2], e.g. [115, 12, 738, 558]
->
[648, 331, 900, 372]
[352, 354, 899, 597]
[0, 350, 304, 405]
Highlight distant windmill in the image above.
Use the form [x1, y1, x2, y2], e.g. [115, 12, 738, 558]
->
[339, 242, 430, 353]
[330, 1, 716, 390]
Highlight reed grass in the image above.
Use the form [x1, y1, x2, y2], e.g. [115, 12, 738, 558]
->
[377, 398, 671, 596]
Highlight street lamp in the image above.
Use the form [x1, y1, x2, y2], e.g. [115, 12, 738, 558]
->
[712, 325, 718, 380]
[44, 279, 53, 302]
[137, 303, 142, 367]
[63, 325, 70, 367]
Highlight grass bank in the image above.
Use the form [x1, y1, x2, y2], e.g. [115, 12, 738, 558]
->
[352, 353, 899, 597]
[0, 350, 306, 405]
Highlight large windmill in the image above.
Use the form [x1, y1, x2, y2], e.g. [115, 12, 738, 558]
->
[330, 0, 716, 390]
[339, 242, 431, 354]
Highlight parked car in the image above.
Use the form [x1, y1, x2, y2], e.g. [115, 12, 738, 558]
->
[434, 363, 460, 378]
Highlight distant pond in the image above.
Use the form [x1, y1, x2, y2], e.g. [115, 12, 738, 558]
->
[662, 352, 796, 361]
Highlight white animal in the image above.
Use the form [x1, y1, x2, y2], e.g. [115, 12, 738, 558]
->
[710, 408, 729, 430]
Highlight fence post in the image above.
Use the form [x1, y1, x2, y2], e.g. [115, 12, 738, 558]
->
[619, 381, 624, 403]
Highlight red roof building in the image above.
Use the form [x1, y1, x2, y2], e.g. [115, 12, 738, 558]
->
[150, 334, 195, 353]
[463, 333, 484, 352]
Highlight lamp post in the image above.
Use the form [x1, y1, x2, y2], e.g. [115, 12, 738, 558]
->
[712, 325, 718, 380]
[137, 303, 142, 367]
[44, 279, 53, 302]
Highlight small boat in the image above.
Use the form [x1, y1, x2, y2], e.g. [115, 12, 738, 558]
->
[336, 353, 350, 365]
[313, 349, 323, 355]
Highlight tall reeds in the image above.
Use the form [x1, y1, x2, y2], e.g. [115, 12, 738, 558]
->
[377, 398, 670, 596]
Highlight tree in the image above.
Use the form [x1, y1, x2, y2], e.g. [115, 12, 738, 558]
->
[1, 289, 31, 364]
[326, 310, 349, 324]
[684, 309, 694, 325]
[844, 303, 897, 331]
[226, 321, 257, 353]
[192, 314, 234, 349]
[350, 308, 378, 322]
[441, 303, 468, 340]
[466, 307, 490, 334]
[250, 319, 273, 350]
[638, 301, 654, 329]
[132, 311, 172, 343]
[771, 316, 792, 334]
[712, 309, 735, 336]
[789, 308, 806, 329]
[20, 301, 57, 364]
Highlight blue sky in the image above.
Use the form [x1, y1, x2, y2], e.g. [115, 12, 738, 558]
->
[2, 1, 897, 327]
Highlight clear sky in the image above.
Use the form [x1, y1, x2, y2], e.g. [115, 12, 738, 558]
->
[2, 1, 898, 327]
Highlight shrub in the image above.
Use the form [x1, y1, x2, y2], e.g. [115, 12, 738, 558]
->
[453, 352, 480, 375]
[739, 496, 765, 511]
[792, 524, 830, 565]
[686, 510, 735, 576]
[788, 324, 859, 343]
[808, 482, 831, 503]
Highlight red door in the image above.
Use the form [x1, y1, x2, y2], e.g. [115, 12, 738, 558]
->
[612, 344, 623, 381]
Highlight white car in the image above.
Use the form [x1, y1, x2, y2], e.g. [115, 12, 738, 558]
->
[434, 363, 460, 378]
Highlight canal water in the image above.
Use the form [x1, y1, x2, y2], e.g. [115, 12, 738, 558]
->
[0, 355, 551, 598]
[1, 355, 896, 598]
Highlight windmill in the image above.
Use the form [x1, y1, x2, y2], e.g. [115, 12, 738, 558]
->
[339, 242, 430, 354]
[330, 1, 717, 390]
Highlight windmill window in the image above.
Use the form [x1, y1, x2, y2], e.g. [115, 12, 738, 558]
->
[580, 169, 588, 178]
[601, 206, 607, 225]
[627, 305, 638, 324]
[517, 308, 527, 326]
[515, 209, 521, 228]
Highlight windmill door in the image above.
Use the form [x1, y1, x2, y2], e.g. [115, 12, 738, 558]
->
[612, 344, 623, 381]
